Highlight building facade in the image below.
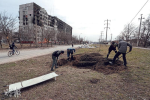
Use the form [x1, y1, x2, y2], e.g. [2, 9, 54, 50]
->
[19, 2, 72, 43]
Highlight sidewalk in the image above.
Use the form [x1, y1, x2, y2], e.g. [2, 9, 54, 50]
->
[133, 47, 150, 50]
[0, 45, 80, 65]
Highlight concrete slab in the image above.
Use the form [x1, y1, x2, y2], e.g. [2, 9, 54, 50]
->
[8, 72, 58, 92]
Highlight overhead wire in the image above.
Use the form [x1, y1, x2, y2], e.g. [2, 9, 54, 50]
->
[129, 0, 149, 25]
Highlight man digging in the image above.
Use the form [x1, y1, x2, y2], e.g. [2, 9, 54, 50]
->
[67, 48, 75, 61]
[51, 50, 64, 71]
[110, 39, 132, 69]
[106, 41, 118, 59]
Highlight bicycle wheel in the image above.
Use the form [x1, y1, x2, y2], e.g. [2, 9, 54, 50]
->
[8, 51, 13, 57]
[15, 50, 20, 55]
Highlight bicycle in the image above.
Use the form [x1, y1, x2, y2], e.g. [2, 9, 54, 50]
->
[8, 49, 20, 57]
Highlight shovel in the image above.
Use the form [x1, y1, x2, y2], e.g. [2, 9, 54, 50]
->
[116, 52, 130, 61]
[109, 52, 130, 64]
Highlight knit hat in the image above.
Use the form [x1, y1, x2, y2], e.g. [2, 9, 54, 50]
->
[61, 50, 64, 54]
[112, 41, 115, 45]
[119, 39, 123, 42]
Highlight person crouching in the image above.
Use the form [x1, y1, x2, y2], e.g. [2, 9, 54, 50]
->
[51, 50, 64, 71]
[67, 48, 75, 60]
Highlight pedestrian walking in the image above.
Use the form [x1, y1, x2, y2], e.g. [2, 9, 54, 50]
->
[111, 39, 132, 69]
[51, 50, 64, 71]
[106, 41, 118, 59]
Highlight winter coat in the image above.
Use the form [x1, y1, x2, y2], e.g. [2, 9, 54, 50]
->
[109, 45, 117, 52]
[118, 41, 132, 53]
[52, 51, 62, 59]
[67, 48, 75, 54]
[10, 43, 17, 49]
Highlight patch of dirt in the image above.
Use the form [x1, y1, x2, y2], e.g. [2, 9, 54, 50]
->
[57, 58, 68, 66]
[57, 53, 126, 74]
[90, 78, 100, 84]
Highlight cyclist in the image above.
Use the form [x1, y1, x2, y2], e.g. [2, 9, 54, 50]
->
[10, 42, 17, 55]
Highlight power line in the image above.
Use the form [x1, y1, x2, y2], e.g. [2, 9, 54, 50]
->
[129, 0, 149, 25]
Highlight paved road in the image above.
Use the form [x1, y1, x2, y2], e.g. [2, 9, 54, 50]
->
[0, 45, 80, 65]
[133, 47, 150, 50]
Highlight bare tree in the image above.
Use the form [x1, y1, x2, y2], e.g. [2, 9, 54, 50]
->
[139, 19, 150, 47]
[121, 24, 136, 41]
[0, 12, 17, 45]
[56, 29, 64, 45]
[72, 35, 79, 44]
[0, 32, 2, 48]
[44, 27, 55, 47]
[40, 26, 44, 47]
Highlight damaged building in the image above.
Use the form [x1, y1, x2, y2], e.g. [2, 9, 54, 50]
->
[19, 2, 72, 43]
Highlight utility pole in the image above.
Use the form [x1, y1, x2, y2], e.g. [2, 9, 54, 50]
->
[100, 31, 103, 43]
[104, 19, 111, 42]
[111, 33, 112, 41]
[99, 31, 103, 51]
[137, 14, 144, 46]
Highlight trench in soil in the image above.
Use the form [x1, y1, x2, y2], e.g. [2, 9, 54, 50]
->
[57, 53, 126, 75]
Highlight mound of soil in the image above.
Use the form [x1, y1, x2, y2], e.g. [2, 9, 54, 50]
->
[57, 58, 68, 66]
[57, 53, 126, 74]
[94, 59, 125, 74]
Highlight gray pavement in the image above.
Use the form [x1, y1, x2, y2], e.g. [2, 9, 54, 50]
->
[133, 47, 150, 50]
[0, 45, 80, 65]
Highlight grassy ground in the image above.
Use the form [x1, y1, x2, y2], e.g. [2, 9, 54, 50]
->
[0, 44, 150, 100]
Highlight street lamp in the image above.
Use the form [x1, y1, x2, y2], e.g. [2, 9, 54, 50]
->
[84, 36, 86, 44]
[79, 33, 82, 44]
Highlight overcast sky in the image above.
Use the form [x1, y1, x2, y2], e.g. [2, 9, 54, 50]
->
[0, 0, 150, 42]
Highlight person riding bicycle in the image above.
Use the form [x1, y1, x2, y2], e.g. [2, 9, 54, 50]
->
[9, 42, 17, 55]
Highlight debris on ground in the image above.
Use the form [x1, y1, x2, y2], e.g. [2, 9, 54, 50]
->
[89, 78, 100, 84]
[79, 44, 96, 48]
[57, 53, 126, 74]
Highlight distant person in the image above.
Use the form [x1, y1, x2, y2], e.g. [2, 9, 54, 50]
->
[106, 41, 118, 59]
[51, 50, 64, 71]
[67, 48, 75, 60]
[10, 42, 17, 55]
[111, 39, 132, 69]
[72, 43, 74, 47]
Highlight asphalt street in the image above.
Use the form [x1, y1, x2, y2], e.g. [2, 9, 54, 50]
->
[0, 45, 80, 65]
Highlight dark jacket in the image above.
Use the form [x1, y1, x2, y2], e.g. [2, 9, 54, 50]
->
[10, 43, 17, 49]
[109, 44, 117, 52]
[52, 51, 62, 59]
[118, 41, 132, 53]
[67, 48, 75, 53]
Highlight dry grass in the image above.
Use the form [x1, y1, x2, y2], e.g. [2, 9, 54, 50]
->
[0, 45, 150, 100]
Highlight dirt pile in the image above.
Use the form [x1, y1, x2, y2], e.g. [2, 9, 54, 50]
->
[58, 53, 126, 74]
[57, 58, 68, 66]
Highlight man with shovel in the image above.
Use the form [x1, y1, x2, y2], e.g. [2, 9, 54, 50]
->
[51, 50, 64, 71]
[106, 41, 118, 59]
[67, 48, 75, 61]
[110, 39, 132, 69]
